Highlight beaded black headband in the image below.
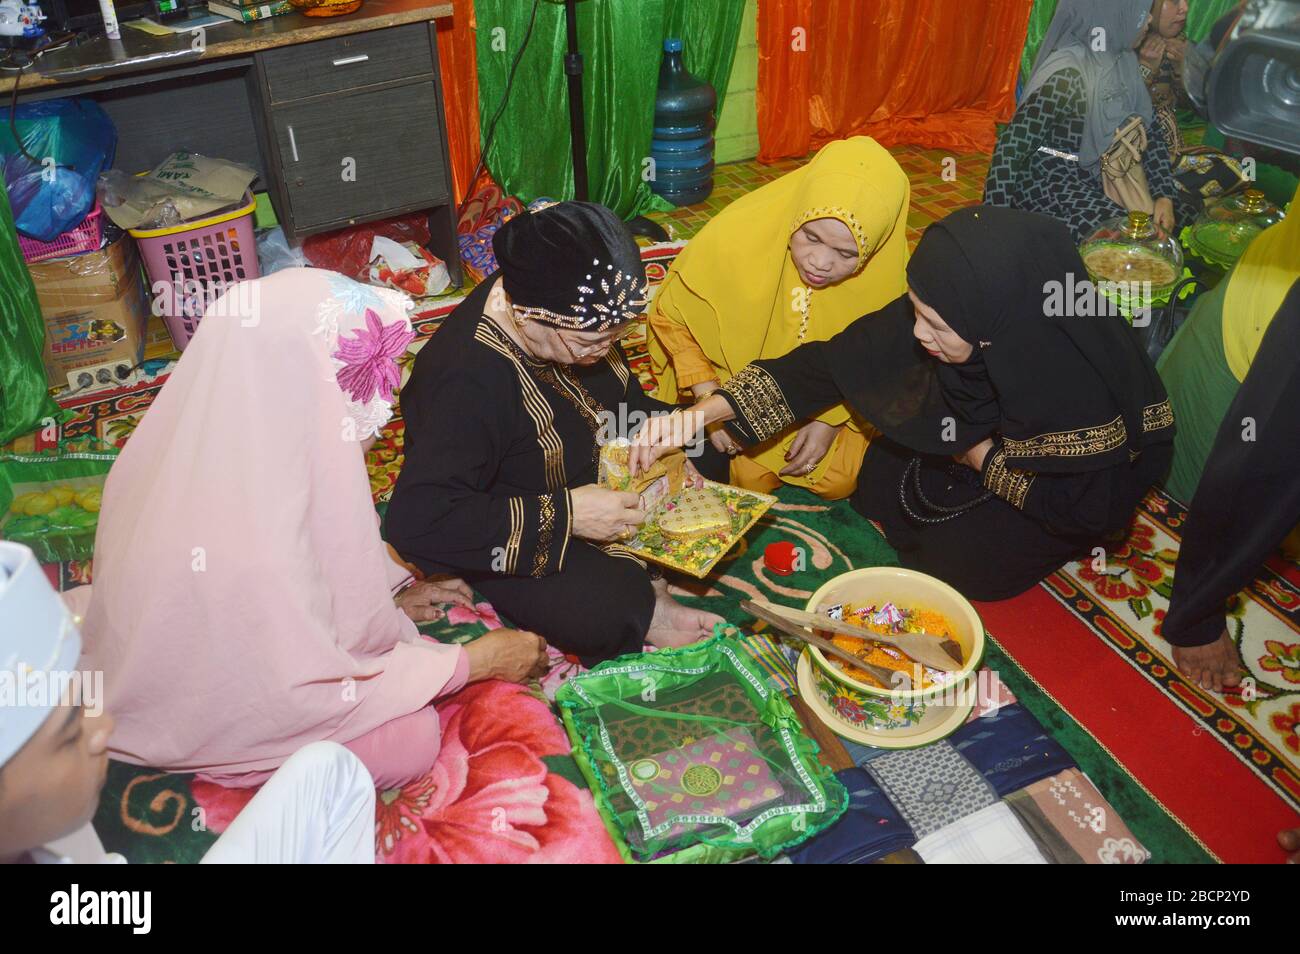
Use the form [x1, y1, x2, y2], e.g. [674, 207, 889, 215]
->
[512, 257, 649, 331]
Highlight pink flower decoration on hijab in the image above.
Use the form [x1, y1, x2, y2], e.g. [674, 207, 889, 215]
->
[333, 308, 415, 405]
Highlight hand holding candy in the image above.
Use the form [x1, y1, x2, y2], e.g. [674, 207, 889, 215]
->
[572, 485, 646, 543]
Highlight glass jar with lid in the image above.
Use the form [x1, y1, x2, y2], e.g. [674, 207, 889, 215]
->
[1184, 189, 1286, 270]
[1079, 210, 1184, 312]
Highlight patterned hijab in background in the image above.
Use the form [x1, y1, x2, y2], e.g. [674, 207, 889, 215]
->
[1024, 0, 1155, 176]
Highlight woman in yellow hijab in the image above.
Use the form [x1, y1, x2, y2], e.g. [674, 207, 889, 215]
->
[648, 137, 909, 499]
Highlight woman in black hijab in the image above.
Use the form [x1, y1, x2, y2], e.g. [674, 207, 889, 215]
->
[631, 206, 1176, 600]
[388, 202, 727, 665]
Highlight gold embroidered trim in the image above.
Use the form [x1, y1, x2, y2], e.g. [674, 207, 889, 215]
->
[602, 543, 647, 569]
[505, 496, 524, 575]
[1002, 414, 1127, 460]
[982, 448, 1035, 510]
[555, 490, 572, 572]
[1143, 399, 1174, 432]
[533, 362, 605, 432]
[475, 322, 567, 491]
[719, 365, 795, 442]
[605, 350, 630, 389]
[790, 205, 868, 274]
[533, 493, 556, 578]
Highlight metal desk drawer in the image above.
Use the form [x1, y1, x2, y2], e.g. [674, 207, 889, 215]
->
[260, 22, 433, 104]
[271, 80, 448, 232]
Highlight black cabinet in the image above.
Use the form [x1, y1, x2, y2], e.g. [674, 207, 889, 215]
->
[254, 21, 460, 285]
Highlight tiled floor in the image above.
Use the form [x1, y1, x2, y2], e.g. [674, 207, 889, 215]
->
[644, 144, 991, 249]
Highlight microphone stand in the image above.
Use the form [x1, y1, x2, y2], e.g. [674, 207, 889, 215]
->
[563, 0, 669, 241]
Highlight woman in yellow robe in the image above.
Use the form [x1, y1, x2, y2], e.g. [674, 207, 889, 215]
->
[648, 136, 910, 499]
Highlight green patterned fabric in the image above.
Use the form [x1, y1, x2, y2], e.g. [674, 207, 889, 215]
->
[474, 0, 746, 218]
[557, 631, 848, 863]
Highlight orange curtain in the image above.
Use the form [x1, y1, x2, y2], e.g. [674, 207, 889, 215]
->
[435, 0, 481, 204]
[756, 0, 1034, 161]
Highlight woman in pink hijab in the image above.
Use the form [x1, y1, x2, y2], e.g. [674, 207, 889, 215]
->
[79, 267, 548, 789]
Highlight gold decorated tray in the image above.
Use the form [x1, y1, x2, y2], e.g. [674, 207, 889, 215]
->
[621, 479, 775, 578]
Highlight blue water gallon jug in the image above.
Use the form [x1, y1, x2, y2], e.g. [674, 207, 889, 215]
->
[650, 38, 716, 206]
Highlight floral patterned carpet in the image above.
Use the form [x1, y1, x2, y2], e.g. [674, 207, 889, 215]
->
[978, 488, 1300, 863]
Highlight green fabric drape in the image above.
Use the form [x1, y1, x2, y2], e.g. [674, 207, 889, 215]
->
[0, 187, 61, 447]
[1020, 0, 1242, 83]
[475, 0, 746, 219]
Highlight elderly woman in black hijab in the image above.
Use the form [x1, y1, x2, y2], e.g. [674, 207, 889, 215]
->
[387, 202, 726, 665]
[631, 206, 1176, 601]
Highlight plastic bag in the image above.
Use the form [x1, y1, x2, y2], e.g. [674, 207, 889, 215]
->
[0, 185, 64, 445]
[0, 438, 118, 563]
[302, 212, 431, 280]
[256, 226, 310, 275]
[367, 236, 449, 297]
[556, 629, 847, 863]
[97, 152, 256, 231]
[0, 98, 116, 242]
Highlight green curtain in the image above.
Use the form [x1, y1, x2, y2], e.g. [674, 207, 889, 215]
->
[475, 0, 746, 219]
[1020, 0, 1242, 83]
[0, 187, 61, 447]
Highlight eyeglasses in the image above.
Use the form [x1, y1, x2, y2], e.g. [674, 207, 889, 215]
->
[555, 323, 637, 357]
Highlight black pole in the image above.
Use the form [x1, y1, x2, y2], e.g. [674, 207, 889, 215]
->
[563, 0, 589, 202]
[561, 0, 668, 240]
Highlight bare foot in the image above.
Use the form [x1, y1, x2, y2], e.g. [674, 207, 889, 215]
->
[1280, 827, 1300, 863]
[645, 577, 724, 650]
[1172, 628, 1243, 693]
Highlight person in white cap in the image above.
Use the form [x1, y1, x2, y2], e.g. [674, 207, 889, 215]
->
[0, 542, 377, 864]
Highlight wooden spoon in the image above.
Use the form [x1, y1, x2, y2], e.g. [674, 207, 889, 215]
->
[741, 600, 903, 688]
[742, 598, 963, 672]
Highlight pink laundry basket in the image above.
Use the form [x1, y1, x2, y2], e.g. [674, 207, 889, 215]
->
[130, 191, 260, 351]
[17, 201, 105, 264]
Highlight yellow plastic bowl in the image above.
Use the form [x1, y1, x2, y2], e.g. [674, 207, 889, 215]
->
[802, 567, 986, 732]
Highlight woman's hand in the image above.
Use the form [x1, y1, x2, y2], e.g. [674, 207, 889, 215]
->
[1164, 35, 1186, 66]
[396, 577, 475, 622]
[953, 437, 995, 473]
[464, 629, 550, 684]
[779, 420, 840, 477]
[1153, 197, 1176, 236]
[1138, 33, 1166, 72]
[693, 381, 740, 455]
[682, 458, 706, 490]
[571, 485, 645, 543]
[630, 397, 733, 475]
[707, 422, 742, 456]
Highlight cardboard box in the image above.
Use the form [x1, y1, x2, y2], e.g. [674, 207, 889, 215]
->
[31, 234, 150, 388]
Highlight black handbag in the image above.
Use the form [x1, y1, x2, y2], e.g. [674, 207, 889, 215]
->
[1132, 275, 1198, 364]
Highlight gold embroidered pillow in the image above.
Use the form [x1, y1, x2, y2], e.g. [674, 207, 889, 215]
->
[657, 487, 730, 541]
